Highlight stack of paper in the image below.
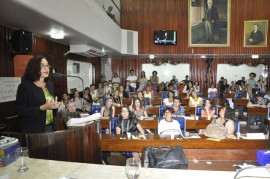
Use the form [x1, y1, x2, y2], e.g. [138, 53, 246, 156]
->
[67, 113, 101, 127]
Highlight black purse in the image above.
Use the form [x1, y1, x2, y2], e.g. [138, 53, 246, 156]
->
[147, 145, 188, 169]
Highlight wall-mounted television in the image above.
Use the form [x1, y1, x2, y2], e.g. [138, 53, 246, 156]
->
[154, 30, 177, 45]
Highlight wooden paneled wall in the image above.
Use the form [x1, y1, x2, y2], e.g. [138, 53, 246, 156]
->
[120, 0, 270, 54]
[111, 0, 270, 92]
[0, 25, 101, 131]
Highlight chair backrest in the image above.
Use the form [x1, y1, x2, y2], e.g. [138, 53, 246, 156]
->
[181, 98, 189, 106]
[158, 117, 186, 135]
[197, 92, 203, 97]
[121, 98, 133, 106]
[91, 105, 102, 114]
[268, 107, 270, 120]
[209, 93, 217, 99]
[235, 92, 242, 99]
[159, 105, 167, 116]
[114, 106, 122, 117]
[234, 119, 239, 134]
[179, 93, 187, 99]
[129, 92, 137, 99]
[146, 106, 160, 117]
[110, 117, 119, 134]
[195, 106, 204, 116]
[144, 97, 151, 106]
[151, 98, 162, 106]
[184, 106, 196, 116]
[153, 92, 162, 98]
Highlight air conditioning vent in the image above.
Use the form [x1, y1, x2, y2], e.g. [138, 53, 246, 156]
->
[69, 45, 106, 57]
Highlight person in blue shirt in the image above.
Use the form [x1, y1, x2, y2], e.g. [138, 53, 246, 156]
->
[172, 96, 185, 117]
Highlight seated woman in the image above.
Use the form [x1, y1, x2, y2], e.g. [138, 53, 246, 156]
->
[100, 97, 115, 119]
[208, 83, 218, 98]
[116, 106, 145, 159]
[129, 98, 148, 119]
[143, 86, 154, 99]
[201, 99, 216, 118]
[189, 91, 203, 107]
[204, 107, 235, 139]
[112, 89, 122, 107]
[163, 90, 174, 106]
[137, 91, 148, 107]
[70, 90, 84, 112]
[119, 85, 129, 98]
[158, 107, 182, 135]
[58, 92, 70, 112]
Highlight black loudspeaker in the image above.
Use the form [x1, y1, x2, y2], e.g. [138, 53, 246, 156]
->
[12, 29, 32, 53]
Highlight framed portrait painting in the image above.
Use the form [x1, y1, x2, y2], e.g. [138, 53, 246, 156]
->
[188, 0, 231, 47]
[244, 20, 268, 47]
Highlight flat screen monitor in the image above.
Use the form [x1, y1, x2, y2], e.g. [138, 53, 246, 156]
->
[154, 30, 177, 45]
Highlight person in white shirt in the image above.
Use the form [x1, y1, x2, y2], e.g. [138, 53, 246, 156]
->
[158, 107, 181, 135]
[126, 69, 138, 90]
[112, 72, 120, 85]
[208, 83, 217, 98]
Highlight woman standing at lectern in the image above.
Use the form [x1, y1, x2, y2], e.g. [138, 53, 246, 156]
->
[16, 56, 60, 133]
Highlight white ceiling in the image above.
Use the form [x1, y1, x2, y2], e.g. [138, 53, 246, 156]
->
[0, 0, 120, 55]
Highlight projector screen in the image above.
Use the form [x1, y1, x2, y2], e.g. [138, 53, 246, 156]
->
[142, 63, 190, 83]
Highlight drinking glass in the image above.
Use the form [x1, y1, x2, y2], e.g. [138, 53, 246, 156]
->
[15, 147, 29, 173]
[125, 158, 140, 179]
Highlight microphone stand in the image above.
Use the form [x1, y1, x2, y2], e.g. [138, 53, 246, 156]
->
[51, 72, 86, 113]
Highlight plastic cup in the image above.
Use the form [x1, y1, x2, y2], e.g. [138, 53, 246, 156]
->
[127, 132, 131, 139]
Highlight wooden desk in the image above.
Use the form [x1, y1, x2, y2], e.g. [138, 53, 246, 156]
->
[101, 134, 267, 160]
[247, 107, 268, 116]
[224, 92, 235, 98]
[179, 93, 188, 98]
[233, 99, 249, 106]
[181, 98, 189, 106]
[184, 106, 196, 115]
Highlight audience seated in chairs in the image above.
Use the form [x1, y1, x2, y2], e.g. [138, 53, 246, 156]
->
[158, 107, 183, 136]
[116, 106, 145, 160]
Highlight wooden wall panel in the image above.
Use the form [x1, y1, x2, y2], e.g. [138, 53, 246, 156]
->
[121, 0, 270, 55]
[0, 25, 101, 131]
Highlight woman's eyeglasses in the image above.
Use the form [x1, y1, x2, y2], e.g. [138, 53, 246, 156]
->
[40, 64, 51, 69]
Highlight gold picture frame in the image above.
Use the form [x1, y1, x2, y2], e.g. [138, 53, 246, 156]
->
[188, 0, 231, 47]
[244, 20, 268, 47]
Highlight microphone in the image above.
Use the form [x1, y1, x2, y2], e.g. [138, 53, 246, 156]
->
[51, 71, 86, 112]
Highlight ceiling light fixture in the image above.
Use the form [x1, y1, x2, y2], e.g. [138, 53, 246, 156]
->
[50, 30, 64, 39]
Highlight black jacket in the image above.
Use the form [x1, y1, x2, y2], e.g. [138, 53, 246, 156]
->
[16, 79, 54, 133]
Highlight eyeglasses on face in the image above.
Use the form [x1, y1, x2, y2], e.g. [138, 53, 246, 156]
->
[40, 64, 51, 69]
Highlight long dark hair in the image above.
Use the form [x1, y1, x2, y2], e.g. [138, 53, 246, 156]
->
[23, 55, 47, 82]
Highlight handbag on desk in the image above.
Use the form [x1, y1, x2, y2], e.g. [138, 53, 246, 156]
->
[147, 145, 188, 169]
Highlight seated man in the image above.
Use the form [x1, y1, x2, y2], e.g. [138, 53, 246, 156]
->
[247, 93, 270, 108]
[158, 107, 182, 135]
[60, 101, 81, 125]
[172, 96, 185, 117]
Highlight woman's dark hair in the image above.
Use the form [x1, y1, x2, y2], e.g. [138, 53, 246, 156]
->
[203, 99, 213, 110]
[186, 81, 194, 91]
[165, 107, 175, 114]
[225, 107, 235, 120]
[152, 71, 157, 75]
[132, 98, 142, 109]
[84, 87, 90, 92]
[119, 106, 132, 120]
[23, 55, 47, 82]
[168, 90, 175, 98]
